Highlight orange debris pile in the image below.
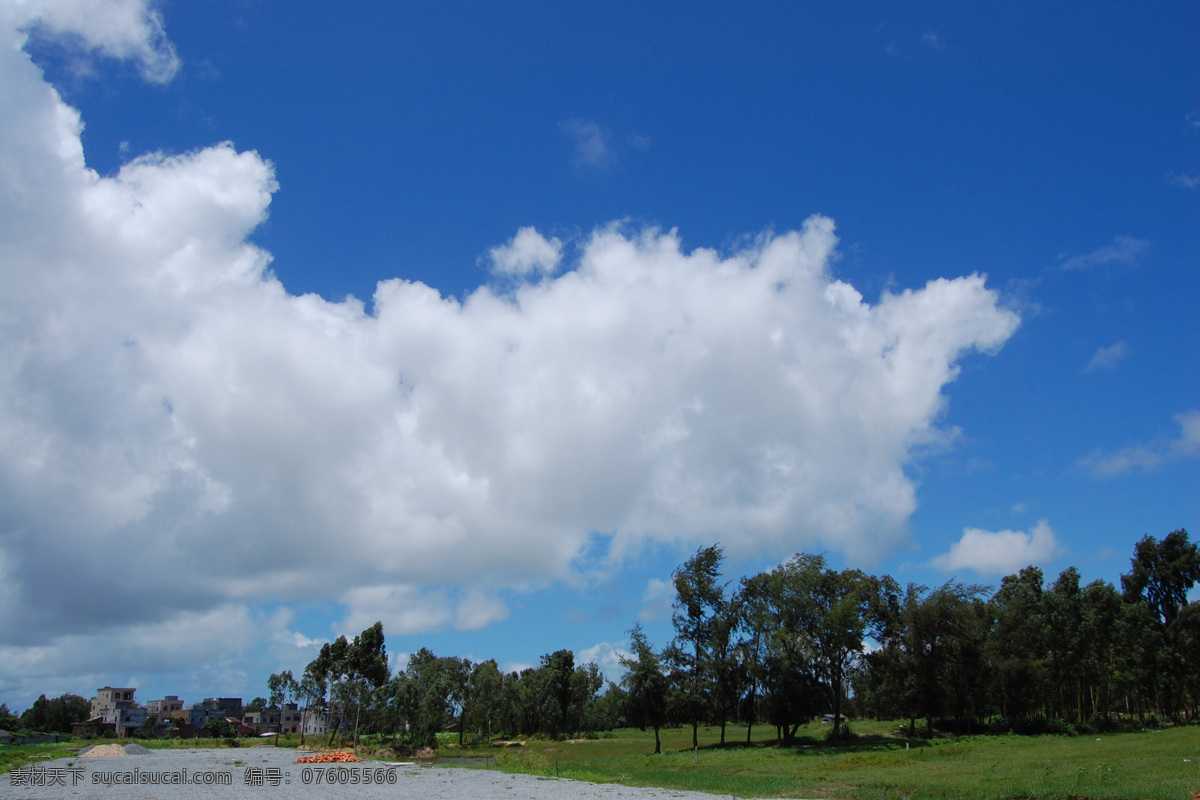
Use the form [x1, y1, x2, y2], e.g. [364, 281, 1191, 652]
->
[296, 751, 364, 763]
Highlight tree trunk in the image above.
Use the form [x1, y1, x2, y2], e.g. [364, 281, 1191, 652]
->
[719, 720, 725, 745]
[746, 722, 752, 744]
[653, 726, 661, 755]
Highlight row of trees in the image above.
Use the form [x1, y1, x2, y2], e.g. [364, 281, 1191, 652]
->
[0, 694, 90, 735]
[279, 626, 625, 749]
[620, 529, 1200, 750]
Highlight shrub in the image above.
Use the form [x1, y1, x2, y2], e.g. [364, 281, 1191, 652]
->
[825, 721, 855, 743]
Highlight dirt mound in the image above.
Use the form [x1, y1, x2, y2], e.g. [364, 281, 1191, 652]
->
[79, 744, 127, 758]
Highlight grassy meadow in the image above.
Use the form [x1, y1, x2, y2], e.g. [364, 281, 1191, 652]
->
[446, 720, 1200, 800]
[3, 723, 1197, 799]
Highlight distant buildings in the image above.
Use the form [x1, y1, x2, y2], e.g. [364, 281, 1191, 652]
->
[76, 687, 320, 739]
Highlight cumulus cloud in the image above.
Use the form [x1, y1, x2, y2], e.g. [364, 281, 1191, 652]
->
[577, 641, 631, 684]
[1076, 410, 1200, 478]
[1084, 341, 1127, 372]
[455, 590, 510, 631]
[559, 118, 614, 169]
[337, 586, 454, 638]
[0, 7, 1020, 699]
[487, 226, 563, 276]
[0, 604, 260, 703]
[11, 0, 180, 82]
[931, 519, 1061, 576]
[1061, 235, 1150, 271]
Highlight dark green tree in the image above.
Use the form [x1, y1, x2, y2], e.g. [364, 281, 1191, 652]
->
[671, 544, 727, 749]
[465, 659, 504, 741]
[620, 624, 668, 754]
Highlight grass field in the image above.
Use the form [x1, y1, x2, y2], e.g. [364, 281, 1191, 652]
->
[3, 723, 1196, 799]
[446, 721, 1200, 800]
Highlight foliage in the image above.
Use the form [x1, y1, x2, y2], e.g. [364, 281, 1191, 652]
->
[17, 694, 90, 734]
[620, 623, 668, 754]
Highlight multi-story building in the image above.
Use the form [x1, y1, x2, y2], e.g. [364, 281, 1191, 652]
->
[280, 703, 302, 734]
[189, 698, 242, 729]
[89, 687, 136, 721]
[146, 696, 186, 719]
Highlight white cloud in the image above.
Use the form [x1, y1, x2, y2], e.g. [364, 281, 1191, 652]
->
[12, 0, 180, 82]
[337, 586, 454, 638]
[559, 118, 614, 169]
[577, 641, 631, 684]
[454, 590, 510, 631]
[1169, 173, 1199, 189]
[637, 578, 674, 622]
[0, 8, 1020, 697]
[1061, 235, 1150, 271]
[501, 661, 534, 675]
[921, 32, 943, 49]
[487, 226, 563, 276]
[0, 604, 259, 705]
[931, 519, 1061, 576]
[270, 630, 328, 650]
[1084, 341, 1127, 372]
[1076, 410, 1200, 478]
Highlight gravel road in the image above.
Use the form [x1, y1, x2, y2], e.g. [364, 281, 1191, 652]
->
[1, 747, 753, 800]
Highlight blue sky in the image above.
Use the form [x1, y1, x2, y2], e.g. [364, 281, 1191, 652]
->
[0, 0, 1195, 711]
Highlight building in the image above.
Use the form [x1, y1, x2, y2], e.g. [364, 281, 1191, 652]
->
[87, 687, 145, 738]
[279, 703, 302, 734]
[114, 707, 148, 738]
[189, 698, 242, 730]
[90, 687, 136, 721]
[146, 696, 186, 719]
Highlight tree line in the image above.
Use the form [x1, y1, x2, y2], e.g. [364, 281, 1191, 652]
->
[622, 529, 1199, 752]
[274, 625, 626, 749]
[6, 528, 1194, 749]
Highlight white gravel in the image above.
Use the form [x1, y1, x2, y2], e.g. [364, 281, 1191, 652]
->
[1, 748, 754, 799]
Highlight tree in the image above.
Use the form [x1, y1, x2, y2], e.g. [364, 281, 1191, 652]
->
[268, 670, 299, 745]
[1121, 529, 1199, 719]
[465, 659, 504, 741]
[1121, 529, 1200, 629]
[538, 649, 575, 738]
[737, 559, 824, 745]
[297, 663, 325, 746]
[19, 693, 90, 734]
[806, 564, 889, 740]
[134, 714, 159, 739]
[987, 566, 1049, 725]
[347, 622, 390, 746]
[1079, 579, 1122, 721]
[620, 624, 668, 754]
[570, 661, 605, 735]
[0, 703, 19, 731]
[671, 544, 727, 749]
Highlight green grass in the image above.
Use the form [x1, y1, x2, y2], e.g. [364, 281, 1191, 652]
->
[5, 725, 1197, 798]
[444, 722, 1200, 800]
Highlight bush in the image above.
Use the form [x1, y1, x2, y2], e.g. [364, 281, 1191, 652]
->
[825, 721, 855, 743]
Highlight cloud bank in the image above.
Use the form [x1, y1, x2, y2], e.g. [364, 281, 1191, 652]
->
[0, 2, 1020, 699]
[931, 519, 1061, 576]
